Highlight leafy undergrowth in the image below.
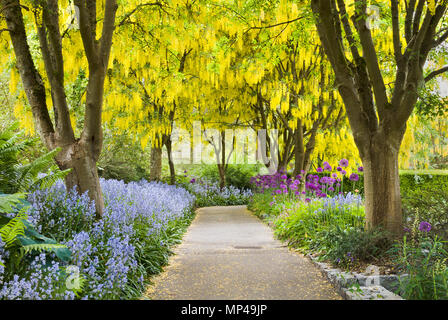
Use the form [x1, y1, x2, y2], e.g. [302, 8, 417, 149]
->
[248, 188, 448, 300]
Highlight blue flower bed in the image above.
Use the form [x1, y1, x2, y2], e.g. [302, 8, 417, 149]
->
[184, 178, 253, 207]
[0, 179, 194, 300]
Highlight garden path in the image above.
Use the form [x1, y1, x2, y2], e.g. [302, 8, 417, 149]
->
[145, 205, 341, 300]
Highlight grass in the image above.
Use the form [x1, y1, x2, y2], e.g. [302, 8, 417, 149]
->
[400, 169, 448, 175]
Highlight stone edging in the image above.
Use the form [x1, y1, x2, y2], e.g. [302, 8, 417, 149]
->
[307, 254, 405, 300]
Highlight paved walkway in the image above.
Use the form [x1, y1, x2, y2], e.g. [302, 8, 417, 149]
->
[145, 205, 341, 300]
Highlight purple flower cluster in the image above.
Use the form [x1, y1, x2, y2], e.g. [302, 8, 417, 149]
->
[251, 159, 363, 201]
[0, 253, 75, 300]
[188, 178, 253, 201]
[25, 180, 97, 239]
[419, 221, 432, 232]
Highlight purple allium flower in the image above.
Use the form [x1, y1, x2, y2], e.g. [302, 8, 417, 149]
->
[323, 164, 332, 172]
[305, 198, 311, 203]
[281, 175, 287, 179]
[341, 170, 347, 175]
[358, 166, 364, 172]
[403, 227, 411, 233]
[419, 221, 432, 232]
[349, 173, 359, 181]
[275, 189, 282, 194]
[331, 173, 338, 179]
[339, 159, 349, 168]
[316, 167, 323, 173]
[190, 178, 196, 183]
[337, 166, 342, 172]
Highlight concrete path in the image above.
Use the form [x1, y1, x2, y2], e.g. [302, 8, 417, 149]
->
[145, 205, 341, 300]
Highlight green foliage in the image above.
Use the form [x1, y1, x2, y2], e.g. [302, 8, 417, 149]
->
[0, 211, 27, 248]
[0, 71, 16, 132]
[416, 86, 448, 119]
[272, 196, 364, 250]
[247, 190, 283, 219]
[195, 164, 262, 190]
[0, 124, 70, 194]
[249, 191, 390, 269]
[391, 235, 448, 300]
[402, 184, 448, 241]
[310, 226, 391, 268]
[0, 208, 71, 275]
[0, 193, 27, 214]
[98, 130, 151, 183]
[306, 171, 448, 199]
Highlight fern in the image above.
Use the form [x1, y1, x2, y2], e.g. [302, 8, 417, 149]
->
[20, 243, 68, 255]
[0, 124, 68, 193]
[0, 211, 27, 248]
[0, 193, 26, 213]
[32, 167, 71, 190]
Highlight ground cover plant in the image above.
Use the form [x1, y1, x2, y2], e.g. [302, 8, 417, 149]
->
[182, 176, 253, 207]
[0, 179, 195, 299]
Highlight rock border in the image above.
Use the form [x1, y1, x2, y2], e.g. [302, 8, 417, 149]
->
[307, 254, 405, 300]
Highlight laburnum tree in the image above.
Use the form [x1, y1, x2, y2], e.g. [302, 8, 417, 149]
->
[104, 0, 218, 183]
[209, 0, 348, 176]
[310, 0, 448, 236]
[1, 0, 118, 217]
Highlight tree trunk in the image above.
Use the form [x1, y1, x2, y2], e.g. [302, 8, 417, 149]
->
[164, 135, 176, 185]
[293, 120, 305, 177]
[218, 130, 227, 190]
[218, 164, 226, 190]
[362, 134, 403, 236]
[61, 141, 105, 217]
[150, 145, 162, 181]
[2, 0, 117, 218]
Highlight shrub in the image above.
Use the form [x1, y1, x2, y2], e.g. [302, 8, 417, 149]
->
[310, 226, 391, 268]
[197, 164, 262, 190]
[98, 131, 151, 183]
[402, 185, 448, 241]
[272, 193, 364, 250]
[391, 234, 448, 300]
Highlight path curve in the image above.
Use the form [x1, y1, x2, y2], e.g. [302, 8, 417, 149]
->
[145, 205, 341, 300]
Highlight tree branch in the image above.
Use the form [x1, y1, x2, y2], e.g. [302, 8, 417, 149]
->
[425, 66, 448, 82]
